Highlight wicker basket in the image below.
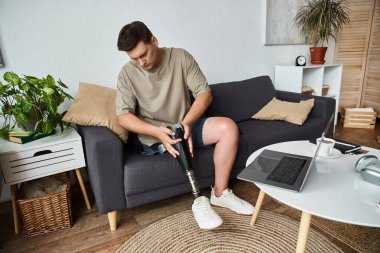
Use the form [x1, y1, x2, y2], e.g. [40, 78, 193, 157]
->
[322, 85, 330, 96]
[17, 173, 73, 236]
[302, 86, 314, 95]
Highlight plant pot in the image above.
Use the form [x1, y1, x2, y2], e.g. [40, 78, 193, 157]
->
[18, 119, 37, 132]
[310, 47, 327, 64]
[17, 109, 42, 132]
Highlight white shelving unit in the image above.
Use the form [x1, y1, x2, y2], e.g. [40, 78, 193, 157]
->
[274, 64, 343, 124]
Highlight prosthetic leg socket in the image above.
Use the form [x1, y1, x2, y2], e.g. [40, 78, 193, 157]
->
[168, 123, 202, 199]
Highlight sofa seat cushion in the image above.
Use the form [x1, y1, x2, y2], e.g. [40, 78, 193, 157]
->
[238, 116, 325, 153]
[206, 76, 276, 122]
[123, 138, 249, 196]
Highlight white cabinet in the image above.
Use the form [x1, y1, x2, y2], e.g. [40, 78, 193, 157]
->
[0, 127, 86, 184]
[274, 64, 343, 124]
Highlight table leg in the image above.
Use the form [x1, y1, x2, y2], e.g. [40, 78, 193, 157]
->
[296, 211, 312, 253]
[10, 184, 20, 234]
[250, 190, 265, 225]
[74, 169, 91, 209]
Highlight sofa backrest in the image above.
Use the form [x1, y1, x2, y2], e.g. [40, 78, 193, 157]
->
[206, 76, 276, 122]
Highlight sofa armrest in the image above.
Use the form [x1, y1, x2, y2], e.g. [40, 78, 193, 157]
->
[77, 125, 126, 213]
[276, 90, 336, 137]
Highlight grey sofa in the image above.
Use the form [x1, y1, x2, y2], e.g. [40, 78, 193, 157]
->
[77, 75, 335, 230]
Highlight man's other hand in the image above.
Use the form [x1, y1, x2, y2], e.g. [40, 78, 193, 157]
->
[155, 126, 181, 158]
[182, 123, 194, 158]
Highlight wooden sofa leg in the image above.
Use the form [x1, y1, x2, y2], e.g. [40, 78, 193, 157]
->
[107, 211, 117, 231]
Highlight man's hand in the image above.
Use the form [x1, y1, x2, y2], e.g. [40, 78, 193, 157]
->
[181, 92, 212, 158]
[155, 126, 182, 158]
[182, 122, 194, 158]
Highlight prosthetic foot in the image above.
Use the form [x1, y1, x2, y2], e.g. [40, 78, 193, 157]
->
[167, 123, 201, 199]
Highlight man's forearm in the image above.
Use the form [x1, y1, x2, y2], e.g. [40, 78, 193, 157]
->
[183, 91, 212, 126]
[117, 112, 182, 156]
[117, 112, 159, 138]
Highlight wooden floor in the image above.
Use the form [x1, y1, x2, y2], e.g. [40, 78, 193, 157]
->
[1, 119, 379, 253]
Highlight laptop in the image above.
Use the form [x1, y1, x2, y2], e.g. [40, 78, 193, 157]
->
[237, 113, 335, 192]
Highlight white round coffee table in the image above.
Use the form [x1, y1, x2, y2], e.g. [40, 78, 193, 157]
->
[244, 141, 380, 253]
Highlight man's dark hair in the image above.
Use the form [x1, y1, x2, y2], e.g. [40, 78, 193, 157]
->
[117, 21, 153, 52]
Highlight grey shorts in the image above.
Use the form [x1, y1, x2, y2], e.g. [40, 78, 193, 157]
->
[142, 117, 209, 155]
[191, 117, 208, 149]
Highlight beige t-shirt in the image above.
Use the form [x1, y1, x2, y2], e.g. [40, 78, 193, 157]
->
[116, 47, 210, 146]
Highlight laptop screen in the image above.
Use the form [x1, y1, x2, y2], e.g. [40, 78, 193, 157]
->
[313, 113, 335, 157]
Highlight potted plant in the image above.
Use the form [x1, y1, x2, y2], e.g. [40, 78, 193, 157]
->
[294, 0, 351, 64]
[0, 72, 73, 140]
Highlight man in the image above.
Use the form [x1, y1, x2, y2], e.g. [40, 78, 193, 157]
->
[116, 21, 254, 229]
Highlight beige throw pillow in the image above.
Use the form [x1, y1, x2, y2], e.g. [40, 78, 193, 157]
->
[252, 97, 314, 125]
[63, 82, 128, 143]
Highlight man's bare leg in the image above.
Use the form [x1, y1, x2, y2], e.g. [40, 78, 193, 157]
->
[202, 117, 254, 215]
[202, 117, 239, 196]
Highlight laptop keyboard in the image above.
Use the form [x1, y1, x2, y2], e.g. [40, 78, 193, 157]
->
[266, 156, 307, 185]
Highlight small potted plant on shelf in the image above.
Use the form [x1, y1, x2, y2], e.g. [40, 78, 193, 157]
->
[294, 0, 351, 64]
[0, 72, 73, 141]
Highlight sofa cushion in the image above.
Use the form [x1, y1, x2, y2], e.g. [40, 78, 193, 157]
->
[63, 83, 129, 143]
[252, 97, 314, 125]
[206, 76, 276, 122]
[238, 116, 325, 153]
[123, 138, 249, 196]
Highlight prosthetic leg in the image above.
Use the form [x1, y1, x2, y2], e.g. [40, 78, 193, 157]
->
[167, 124, 225, 230]
[167, 123, 202, 199]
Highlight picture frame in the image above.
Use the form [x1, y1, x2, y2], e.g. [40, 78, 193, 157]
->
[265, 0, 310, 45]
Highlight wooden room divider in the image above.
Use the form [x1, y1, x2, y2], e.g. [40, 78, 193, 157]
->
[334, 0, 380, 115]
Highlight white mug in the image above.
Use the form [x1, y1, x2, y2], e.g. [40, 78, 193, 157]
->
[316, 137, 335, 156]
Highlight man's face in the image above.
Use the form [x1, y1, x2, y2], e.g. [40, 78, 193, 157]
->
[127, 37, 159, 70]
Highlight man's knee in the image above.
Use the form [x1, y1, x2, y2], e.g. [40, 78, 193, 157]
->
[202, 117, 239, 145]
[218, 118, 239, 138]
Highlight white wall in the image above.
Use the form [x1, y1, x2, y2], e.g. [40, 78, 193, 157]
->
[0, 0, 335, 201]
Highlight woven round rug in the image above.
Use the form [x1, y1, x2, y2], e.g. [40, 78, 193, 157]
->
[116, 207, 342, 253]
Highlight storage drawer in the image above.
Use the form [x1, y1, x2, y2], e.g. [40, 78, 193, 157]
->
[0, 140, 85, 184]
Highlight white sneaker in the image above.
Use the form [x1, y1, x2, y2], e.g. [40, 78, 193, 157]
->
[192, 196, 223, 230]
[210, 187, 254, 215]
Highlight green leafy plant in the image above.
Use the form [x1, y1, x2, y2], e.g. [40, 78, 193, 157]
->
[0, 72, 73, 140]
[294, 0, 351, 46]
